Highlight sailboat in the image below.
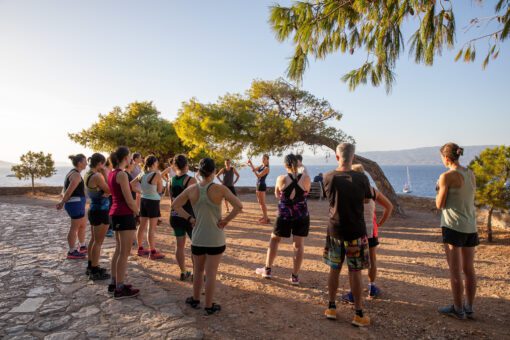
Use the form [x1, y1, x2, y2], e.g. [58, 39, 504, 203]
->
[403, 166, 412, 194]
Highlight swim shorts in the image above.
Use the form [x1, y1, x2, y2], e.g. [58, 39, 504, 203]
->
[323, 235, 370, 272]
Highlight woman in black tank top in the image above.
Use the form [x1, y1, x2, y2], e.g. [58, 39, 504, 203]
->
[56, 154, 88, 260]
[216, 159, 240, 212]
[248, 154, 270, 224]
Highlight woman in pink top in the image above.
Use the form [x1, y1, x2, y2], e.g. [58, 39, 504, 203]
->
[107, 146, 139, 300]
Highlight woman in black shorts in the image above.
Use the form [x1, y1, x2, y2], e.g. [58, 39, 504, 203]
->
[248, 154, 270, 224]
[108, 147, 140, 299]
[169, 154, 197, 280]
[84, 153, 111, 280]
[255, 154, 310, 284]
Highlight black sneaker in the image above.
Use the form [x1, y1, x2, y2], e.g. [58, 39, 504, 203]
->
[113, 286, 140, 300]
[185, 296, 200, 309]
[89, 269, 111, 281]
[108, 283, 132, 294]
[180, 271, 192, 281]
[204, 303, 221, 315]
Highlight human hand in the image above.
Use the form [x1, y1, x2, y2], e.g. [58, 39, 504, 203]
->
[217, 218, 228, 229]
[56, 201, 64, 210]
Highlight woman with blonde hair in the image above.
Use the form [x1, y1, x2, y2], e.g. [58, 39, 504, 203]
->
[248, 154, 270, 224]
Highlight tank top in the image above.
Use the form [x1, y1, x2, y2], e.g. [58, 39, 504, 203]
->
[223, 168, 235, 187]
[257, 165, 268, 185]
[363, 190, 376, 238]
[139, 172, 160, 200]
[278, 174, 309, 220]
[170, 175, 194, 217]
[64, 169, 85, 198]
[191, 183, 224, 247]
[108, 169, 132, 216]
[441, 168, 477, 234]
[84, 170, 109, 211]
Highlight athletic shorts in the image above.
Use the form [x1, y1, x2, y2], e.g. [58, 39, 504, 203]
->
[191, 245, 226, 256]
[256, 182, 267, 192]
[170, 216, 193, 238]
[110, 214, 137, 231]
[226, 185, 237, 196]
[368, 237, 379, 248]
[323, 235, 370, 272]
[274, 216, 310, 238]
[88, 209, 110, 226]
[64, 197, 86, 219]
[442, 227, 479, 247]
[140, 198, 161, 218]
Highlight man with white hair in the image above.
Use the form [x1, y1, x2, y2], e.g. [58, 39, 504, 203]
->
[322, 142, 374, 327]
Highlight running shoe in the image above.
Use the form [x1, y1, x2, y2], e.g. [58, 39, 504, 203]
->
[290, 274, 300, 285]
[368, 284, 381, 298]
[204, 303, 221, 316]
[108, 283, 132, 294]
[341, 291, 354, 304]
[438, 305, 466, 320]
[79, 246, 88, 254]
[255, 267, 272, 279]
[137, 248, 150, 256]
[114, 286, 140, 300]
[67, 250, 86, 260]
[464, 304, 474, 320]
[105, 229, 114, 238]
[89, 268, 111, 281]
[352, 314, 371, 327]
[185, 297, 200, 309]
[149, 250, 165, 260]
[324, 308, 337, 320]
[180, 271, 192, 281]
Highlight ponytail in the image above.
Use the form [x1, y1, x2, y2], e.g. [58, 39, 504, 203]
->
[284, 154, 299, 175]
[143, 155, 158, 172]
[88, 153, 106, 168]
[69, 154, 86, 167]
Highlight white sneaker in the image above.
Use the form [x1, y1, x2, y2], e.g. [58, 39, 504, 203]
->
[255, 267, 272, 278]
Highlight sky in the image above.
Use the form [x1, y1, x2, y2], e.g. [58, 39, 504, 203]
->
[0, 0, 509, 163]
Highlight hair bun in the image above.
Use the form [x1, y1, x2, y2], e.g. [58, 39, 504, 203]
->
[456, 147, 464, 156]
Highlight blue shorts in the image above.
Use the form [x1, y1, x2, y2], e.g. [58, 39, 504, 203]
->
[64, 197, 86, 219]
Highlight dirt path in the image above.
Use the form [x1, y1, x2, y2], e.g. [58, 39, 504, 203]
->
[2, 194, 509, 339]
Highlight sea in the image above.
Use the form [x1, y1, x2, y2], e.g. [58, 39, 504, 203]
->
[0, 164, 445, 198]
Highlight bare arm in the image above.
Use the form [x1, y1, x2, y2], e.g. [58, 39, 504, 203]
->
[171, 186, 195, 221]
[274, 175, 284, 199]
[233, 168, 240, 184]
[95, 173, 110, 195]
[57, 173, 81, 209]
[118, 171, 138, 214]
[436, 173, 449, 210]
[253, 166, 269, 179]
[375, 190, 393, 227]
[154, 173, 163, 194]
[299, 174, 311, 192]
[218, 186, 243, 228]
[216, 168, 225, 183]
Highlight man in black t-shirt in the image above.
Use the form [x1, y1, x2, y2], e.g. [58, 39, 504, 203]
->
[322, 143, 373, 327]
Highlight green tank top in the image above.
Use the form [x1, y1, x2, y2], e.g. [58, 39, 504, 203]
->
[191, 183, 224, 247]
[440, 168, 477, 234]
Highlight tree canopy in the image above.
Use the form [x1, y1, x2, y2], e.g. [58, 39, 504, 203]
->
[69, 101, 184, 162]
[469, 145, 510, 241]
[11, 151, 56, 194]
[269, 0, 509, 92]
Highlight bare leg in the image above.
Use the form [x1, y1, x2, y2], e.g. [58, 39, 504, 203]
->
[257, 191, 268, 221]
[111, 231, 121, 282]
[147, 217, 158, 250]
[116, 230, 136, 285]
[137, 217, 148, 248]
[204, 254, 223, 308]
[90, 224, 108, 267]
[444, 244, 463, 310]
[461, 247, 477, 307]
[67, 219, 81, 250]
[192, 255, 206, 301]
[265, 235, 281, 268]
[77, 217, 87, 245]
[349, 270, 363, 311]
[175, 236, 187, 272]
[87, 225, 95, 261]
[292, 235, 305, 275]
[328, 267, 341, 302]
[368, 247, 377, 283]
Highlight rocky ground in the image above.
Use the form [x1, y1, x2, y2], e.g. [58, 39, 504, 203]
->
[0, 194, 509, 339]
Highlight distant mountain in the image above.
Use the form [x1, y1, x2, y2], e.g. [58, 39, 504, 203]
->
[0, 160, 13, 167]
[358, 145, 496, 165]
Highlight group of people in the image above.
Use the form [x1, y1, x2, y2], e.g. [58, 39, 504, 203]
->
[56, 141, 479, 325]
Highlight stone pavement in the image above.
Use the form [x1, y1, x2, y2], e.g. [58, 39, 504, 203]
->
[0, 202, 203, 339]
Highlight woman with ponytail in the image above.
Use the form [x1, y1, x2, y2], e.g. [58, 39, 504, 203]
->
[255, 153, 311, 285]
[130, 155, 165, 260]
[84, 153, 111, 280]
[56, 154, 88, 260]
[436, 143, 478, 319]
[108, 146, 140, 299]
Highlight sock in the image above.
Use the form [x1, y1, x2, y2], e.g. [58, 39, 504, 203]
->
[117, 282, 125, 290]
[69, 248, 74, 253]
[265, 267, 271, 271]
[292, 273, 298, 278]
[110, 277, 116, 285]
[91, 266, 99, 273]
[355, 309, 364, 317]
[329, 301, 336, 309]
[81, 243, 87, 248]
[88, 261, 92, 269]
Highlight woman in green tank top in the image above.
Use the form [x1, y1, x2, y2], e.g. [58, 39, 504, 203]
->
[436, 143, 478, 320]
[172, 158, 243, 315]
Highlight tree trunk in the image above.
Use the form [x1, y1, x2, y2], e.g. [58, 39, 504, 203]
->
[487, 207, 494, 243]
[305, 134, 404, 215]
[31, 175, 35, 195]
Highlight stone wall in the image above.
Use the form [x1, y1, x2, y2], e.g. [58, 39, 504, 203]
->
[0, 187, 63, 196]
